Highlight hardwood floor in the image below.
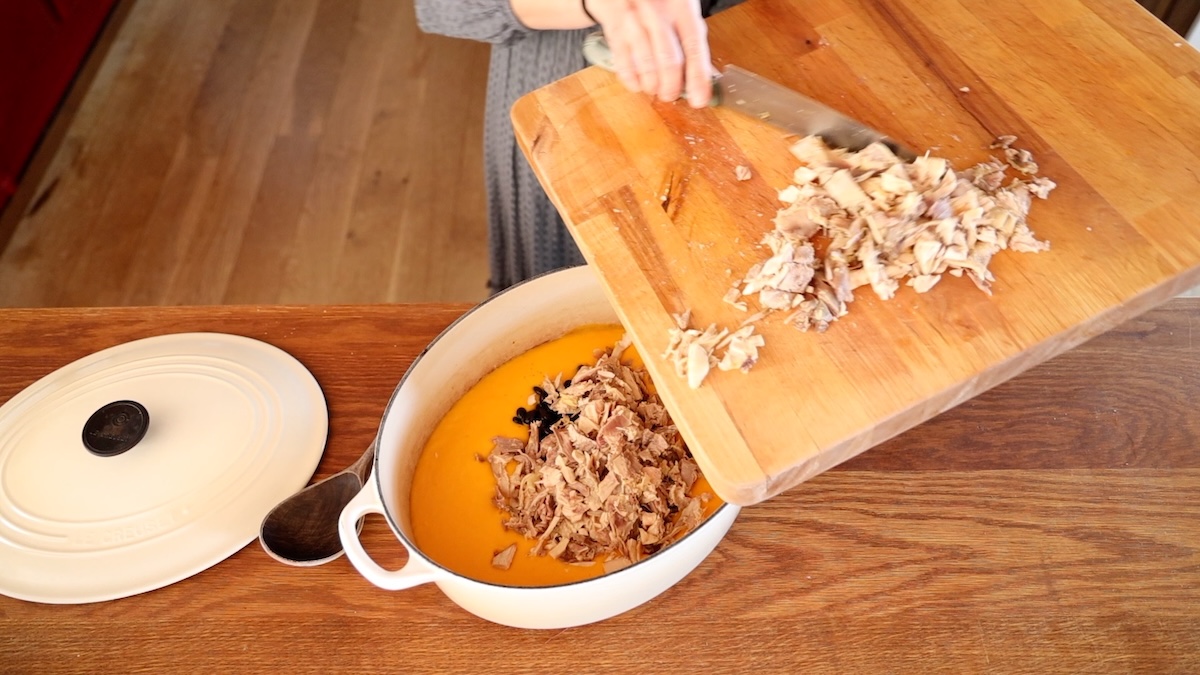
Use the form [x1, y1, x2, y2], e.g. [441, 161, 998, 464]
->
[0, 0, 492, 308]
[3, 0, 1195, 309]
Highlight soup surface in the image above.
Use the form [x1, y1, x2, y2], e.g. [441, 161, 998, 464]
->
[409, 324, 722, 586]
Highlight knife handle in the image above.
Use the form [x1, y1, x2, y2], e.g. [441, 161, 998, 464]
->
[582, 32, 721, 107]
[581, 31, 617, 71]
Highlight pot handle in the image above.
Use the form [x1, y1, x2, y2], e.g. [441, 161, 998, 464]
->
[338, 481, 441, 590]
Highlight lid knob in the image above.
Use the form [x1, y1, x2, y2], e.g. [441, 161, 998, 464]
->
[83, 400, 150, 457]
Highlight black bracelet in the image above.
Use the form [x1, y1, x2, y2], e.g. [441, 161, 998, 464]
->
[582, 0, 598, 25]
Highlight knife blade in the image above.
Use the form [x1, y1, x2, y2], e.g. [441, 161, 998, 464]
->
[714, 65, 917, 161]
[580, 32, 917, 161]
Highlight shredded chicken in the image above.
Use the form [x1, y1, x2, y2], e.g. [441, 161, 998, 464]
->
[662, 134, 1055, 388]
[735, 134, 1052, 326]
[662, 313, 764, 389]
[488, 336, 712, 568]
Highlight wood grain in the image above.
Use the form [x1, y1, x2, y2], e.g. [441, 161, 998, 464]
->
[847, 300, 1200, 471]
[0, 300, 1198, 673]
[512, 0, 1200, 506]
[0, 0, 491, 307]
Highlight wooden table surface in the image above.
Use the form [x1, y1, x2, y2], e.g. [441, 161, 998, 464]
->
[1, 299, 1198, 673]
[512, 0, 1200, 506]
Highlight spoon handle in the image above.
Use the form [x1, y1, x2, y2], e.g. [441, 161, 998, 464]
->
[349, 441, 376, 483]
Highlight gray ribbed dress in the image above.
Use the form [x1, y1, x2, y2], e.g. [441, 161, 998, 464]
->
[414, 0, 742, 293]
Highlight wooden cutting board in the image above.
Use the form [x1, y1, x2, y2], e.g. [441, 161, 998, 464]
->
[511, 0, 1200, 506]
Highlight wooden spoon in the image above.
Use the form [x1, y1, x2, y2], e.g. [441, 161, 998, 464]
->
[258, 443, 375, 566]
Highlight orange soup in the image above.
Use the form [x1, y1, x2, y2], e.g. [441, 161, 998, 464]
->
[408, 324, 722, 586]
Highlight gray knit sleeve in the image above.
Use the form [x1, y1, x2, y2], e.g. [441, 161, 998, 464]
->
[414, 0, 534, 46]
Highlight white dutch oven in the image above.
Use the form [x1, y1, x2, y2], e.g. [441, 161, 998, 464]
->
[337, 265, 740, 629]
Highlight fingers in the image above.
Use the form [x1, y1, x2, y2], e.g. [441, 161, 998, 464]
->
[635, 0, 684, 101]
[601, 0, 711, 106]
[672, 1, 712, 107]
[602, 0, 655, 95]
[609, 31, 641, 93]
[624, 14, 660, 97]
[596, 0, 639, 92]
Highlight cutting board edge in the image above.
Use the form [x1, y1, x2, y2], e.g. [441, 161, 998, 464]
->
[574, 217, 777, 507]
[751, 263, 1200, 503]
[511, 67, 1200, 508]
[513, 89, 786, 507]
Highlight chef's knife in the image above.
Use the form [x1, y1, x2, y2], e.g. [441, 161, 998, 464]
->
[716, 65, 918, 161]
[581, 32, 917, 161]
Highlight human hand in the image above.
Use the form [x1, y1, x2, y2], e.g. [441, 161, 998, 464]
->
[583, 0, 713, 108]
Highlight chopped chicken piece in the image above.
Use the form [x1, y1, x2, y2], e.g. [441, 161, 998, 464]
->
[1003, 147, 1039, 175]
[1008, 226, 1051, 253]
[685, 342, 710, 389]
[1027, 176, 1057, 199]
[735, 165, 752, 181]
[964, 160, 1006, 192]
[822, 169, 873, 211]
[663, 310, 772, 386]
[793, 166, 820, 184]
[909, 155, 950, 190]
[908, 274, 941, 293]
[777, 185, 803, 204]
[847, 142, 902, 173]
[492, 544, 517, 570]
[663, 133, 1054, 388]
[672, 310, 691, 330]
[663, 320, 727, 389]
[739, 310, 772, 328]
[789, 134, 841, 166]
[604, 557, 632, 574]
[740, 232, 816, 297]
[773, 203, 822, 239]
[723, 285, 749, 311]
[990, 135, 1018, 149]
[717, 325, 765, 372]
[909, 238, 941, 275]
[878, 164, 915, 194]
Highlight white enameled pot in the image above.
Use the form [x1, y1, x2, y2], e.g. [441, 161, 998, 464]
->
[337, 265, 740, 630]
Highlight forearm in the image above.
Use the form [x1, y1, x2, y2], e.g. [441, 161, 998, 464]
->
[414, 0, 544, 45]
[509, 0, 595, 30]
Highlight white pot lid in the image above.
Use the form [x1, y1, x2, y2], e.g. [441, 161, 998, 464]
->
[0, 332, 328, 604]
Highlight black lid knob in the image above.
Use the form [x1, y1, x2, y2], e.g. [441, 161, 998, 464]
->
[83, 400, 149, 457]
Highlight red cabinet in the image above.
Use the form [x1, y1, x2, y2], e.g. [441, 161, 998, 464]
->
[0, 0, 118, 213]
